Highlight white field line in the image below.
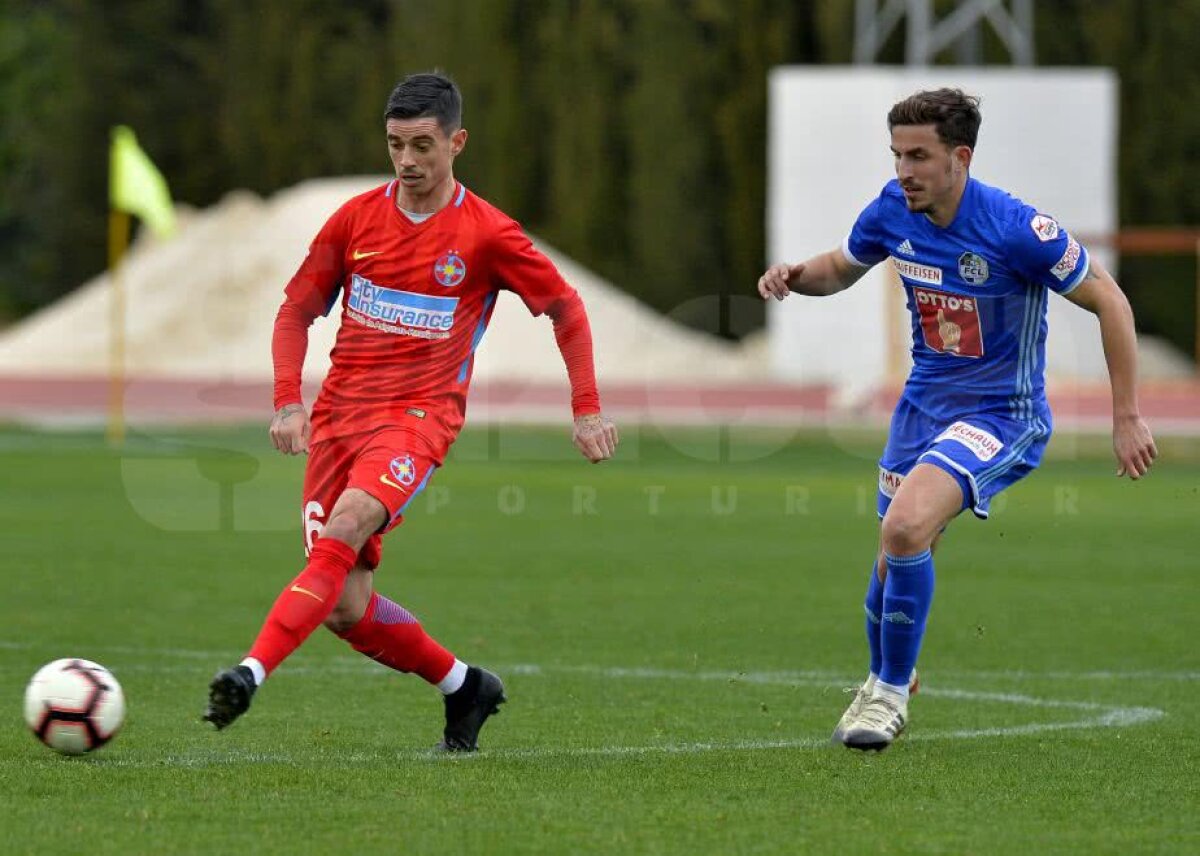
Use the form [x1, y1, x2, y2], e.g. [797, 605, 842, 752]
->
[5, 649, 1169, 767]
[82, 701, 1164, 769]
[0, 639, 1197, 682]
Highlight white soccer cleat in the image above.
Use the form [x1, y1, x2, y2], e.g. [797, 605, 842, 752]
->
[831, 670, 917, 745]
[830, 674, 876, 745]
[842, 682, 909, 752]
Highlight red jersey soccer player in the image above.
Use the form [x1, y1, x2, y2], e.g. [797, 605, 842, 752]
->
[202, 73, 618, 751]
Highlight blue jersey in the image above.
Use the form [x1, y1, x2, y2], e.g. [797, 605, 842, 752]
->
[845, 177, 1089, 423]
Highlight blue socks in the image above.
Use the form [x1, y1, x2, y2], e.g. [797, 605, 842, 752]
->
[879, 549, 935, 689]
[864, 560, 884, 677]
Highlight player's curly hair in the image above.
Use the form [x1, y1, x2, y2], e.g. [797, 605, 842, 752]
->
[887, 88, 981, 150]
[384, 72, 462, 134]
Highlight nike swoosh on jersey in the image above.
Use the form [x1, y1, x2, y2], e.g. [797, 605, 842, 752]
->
[352, 249, 382, 260]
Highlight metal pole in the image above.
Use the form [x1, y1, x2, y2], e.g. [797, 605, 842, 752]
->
[906, 0, 932, 65]
[107, 210, 129, 447]
[1195, 239, 1200, 375]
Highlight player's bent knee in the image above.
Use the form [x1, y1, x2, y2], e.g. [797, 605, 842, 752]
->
[321, 516, 369, 549]
[324, 491, 387, 548]
[323, 605, 363, 636]
[880, 510, 935, 556]
[324, 568, 372, 634]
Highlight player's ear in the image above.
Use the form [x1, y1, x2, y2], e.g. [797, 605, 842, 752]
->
[954, 145, 973, 172]
[450, 128, 468, 157]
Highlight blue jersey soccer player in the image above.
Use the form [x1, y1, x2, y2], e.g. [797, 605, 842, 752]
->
[757, 88, 1157, 751]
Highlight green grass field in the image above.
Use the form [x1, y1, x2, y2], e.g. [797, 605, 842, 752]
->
[1, 423, 1197, 855]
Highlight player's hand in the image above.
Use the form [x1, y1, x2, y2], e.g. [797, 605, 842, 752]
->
[270, 403, 311, 455]
[937, 309, 962, 353]
[573, 413, 618, 463]
[1113, 414, 1156, 479]
[757, 263, 805, 301]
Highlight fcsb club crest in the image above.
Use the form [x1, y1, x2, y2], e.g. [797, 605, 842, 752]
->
[433, 252, 466, 287]
[389, 455, 417, 487]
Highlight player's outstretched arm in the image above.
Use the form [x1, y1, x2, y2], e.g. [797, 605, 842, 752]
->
[757, 248, 868, 301]
[1063, 259, 1157, 479]
[270, 297, 318, 456]
[543, 291, 617, 463]
[573, 413, 618, 463]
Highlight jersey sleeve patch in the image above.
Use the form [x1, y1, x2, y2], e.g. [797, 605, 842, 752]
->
[1030, 214, 1060, 242]
[1008, 206, 1088, 294]
[1050, 236, 1082, 281]
[1055, 242, 1091, 295]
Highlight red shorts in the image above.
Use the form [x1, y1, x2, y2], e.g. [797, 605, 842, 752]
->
[301, 428, 439, 570]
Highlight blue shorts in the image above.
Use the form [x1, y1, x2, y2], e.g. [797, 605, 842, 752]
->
[877, 395, 1051, 520]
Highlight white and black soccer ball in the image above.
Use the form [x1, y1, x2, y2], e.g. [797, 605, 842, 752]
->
[24, 659, 126, 755]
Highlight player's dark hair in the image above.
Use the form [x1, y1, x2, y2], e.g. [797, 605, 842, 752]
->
[887, 88, 981, 150]
[383, 72, 462, 134]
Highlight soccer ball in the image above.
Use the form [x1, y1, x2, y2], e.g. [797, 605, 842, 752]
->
[23, 659, 126, 755]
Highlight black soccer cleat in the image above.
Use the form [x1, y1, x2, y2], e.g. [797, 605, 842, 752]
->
[437, 666, 506, 752]
[203, 665, 257, 730]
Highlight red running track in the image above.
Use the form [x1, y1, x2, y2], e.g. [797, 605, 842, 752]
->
[0, 375, 1198, 433]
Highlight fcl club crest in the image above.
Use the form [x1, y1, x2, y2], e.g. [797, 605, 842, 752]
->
[957, 251, 990, 285]
[389, 455, 417, 487]
[433, 252, 466, 287]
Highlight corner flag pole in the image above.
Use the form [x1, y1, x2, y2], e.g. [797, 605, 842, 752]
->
[106, 209, 131, 446]
[1195, 238, 1200, 375]
[107, 126, 177, 447]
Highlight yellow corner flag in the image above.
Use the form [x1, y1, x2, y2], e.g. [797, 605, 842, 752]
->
[106, 125, 175, 446]
[109, 125, 176, 237]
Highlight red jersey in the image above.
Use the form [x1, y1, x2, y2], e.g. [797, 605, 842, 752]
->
[274, 180, 599, 459]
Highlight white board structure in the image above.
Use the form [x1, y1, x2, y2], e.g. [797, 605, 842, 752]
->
[767, 67, 1117, 399]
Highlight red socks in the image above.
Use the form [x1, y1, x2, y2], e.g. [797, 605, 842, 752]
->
[245, 538, 453, 686]
[336, 592, 455, 684]
[247, 538, 358, 676]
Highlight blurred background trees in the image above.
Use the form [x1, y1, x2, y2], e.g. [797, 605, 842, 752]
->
[1, 0, 1197, 353]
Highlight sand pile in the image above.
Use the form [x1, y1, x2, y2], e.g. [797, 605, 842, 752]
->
[0, 177, 764, 385]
